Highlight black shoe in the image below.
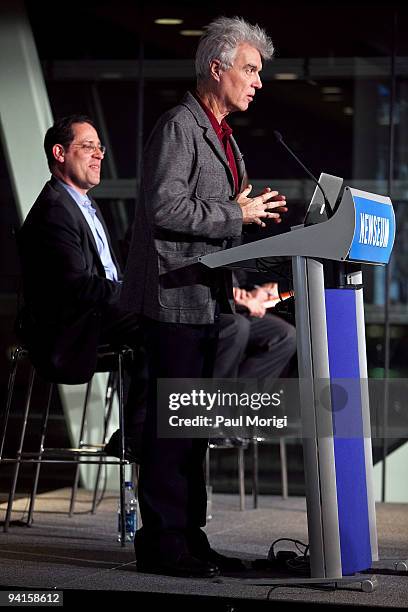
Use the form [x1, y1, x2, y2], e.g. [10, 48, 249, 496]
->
[187, 529, 246, 572]
[209, 437, 234, 448]
[137, 553, 220, 578]
[209, 437, 249, 449]
[205, 549, 246, 572]
[229, 437, 250, 448]
[104, 428, 141, 463]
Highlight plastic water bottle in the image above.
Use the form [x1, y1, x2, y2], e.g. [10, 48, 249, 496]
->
[117, 481, 138, 542]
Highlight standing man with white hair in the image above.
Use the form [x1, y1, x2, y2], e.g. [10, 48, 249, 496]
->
[122, 16, 287, 578]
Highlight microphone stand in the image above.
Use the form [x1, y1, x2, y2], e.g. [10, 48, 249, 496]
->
[273, 130, 334, 219]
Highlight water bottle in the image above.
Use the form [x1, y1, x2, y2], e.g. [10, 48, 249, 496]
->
[117, 481, 138, 542]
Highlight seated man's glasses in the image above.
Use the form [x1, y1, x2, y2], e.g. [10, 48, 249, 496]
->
[71, 141, 106, 155]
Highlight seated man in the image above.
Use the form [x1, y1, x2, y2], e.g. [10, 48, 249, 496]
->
[213, 279, 296, 444]
[216, 281, 296, 381]
[17, 114, 145, 460]
[216, 276, 296, 380]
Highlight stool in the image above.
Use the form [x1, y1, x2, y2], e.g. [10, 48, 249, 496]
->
[0, 344, 133, 546]
[206, 438, 249, 511]
[206, 436, 289, 512]
[250, 436, 289, 507]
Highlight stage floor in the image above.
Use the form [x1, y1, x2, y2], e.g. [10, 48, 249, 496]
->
[0, 490, 407, 609]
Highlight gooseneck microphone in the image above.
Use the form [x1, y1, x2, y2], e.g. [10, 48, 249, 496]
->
[273, 130, 333, 218]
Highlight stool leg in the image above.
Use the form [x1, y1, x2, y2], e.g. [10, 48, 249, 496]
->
[205, 446, 210, 485]
[238, 446, 245, 511]
[204, 447, 213, 521]
[4, 366, 35, 532]
[0, 346, 23, 459]
[131, 463, 139, 490]
[69, 379, 93, 517]
[118, 351, 126, 547]
[252, 438, 259, 509]
[280, 437, 288, 499]
[91, 372, 117, 514]
[27, 383, 54, 526]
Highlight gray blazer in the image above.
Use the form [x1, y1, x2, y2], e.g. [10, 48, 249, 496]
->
[121, 91, 247, 324]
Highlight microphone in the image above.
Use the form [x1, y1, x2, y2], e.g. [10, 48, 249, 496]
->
[273, 130, 333, 218]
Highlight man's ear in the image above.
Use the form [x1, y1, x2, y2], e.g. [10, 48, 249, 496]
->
[52, 144, 65, 163]
[209, 59, 222, 82]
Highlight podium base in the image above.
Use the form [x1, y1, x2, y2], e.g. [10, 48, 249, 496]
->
[243, 574, 379, 593]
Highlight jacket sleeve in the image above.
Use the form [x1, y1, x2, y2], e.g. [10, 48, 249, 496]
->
[143, 119, 243, 240]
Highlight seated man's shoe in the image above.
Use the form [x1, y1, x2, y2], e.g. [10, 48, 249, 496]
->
[209, 437, 249, 449]
[137, 552, 220, 578]
[104, 428, 141, 463]
[229, 437, 249, 448]
[209, 437, 234, 448]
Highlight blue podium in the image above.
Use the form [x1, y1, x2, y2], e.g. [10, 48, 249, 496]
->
[200, 174, 395, 580]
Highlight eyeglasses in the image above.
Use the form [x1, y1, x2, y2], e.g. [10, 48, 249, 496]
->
[70, 141, 106, 155]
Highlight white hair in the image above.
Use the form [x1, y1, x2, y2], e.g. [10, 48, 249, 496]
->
[195, 16, 274, 82]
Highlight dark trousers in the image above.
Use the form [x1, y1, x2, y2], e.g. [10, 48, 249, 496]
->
[138, 317, 218, 559]
[215, 312, 296, 383]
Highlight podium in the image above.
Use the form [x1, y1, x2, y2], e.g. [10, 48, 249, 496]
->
[200, 174, 396, 579]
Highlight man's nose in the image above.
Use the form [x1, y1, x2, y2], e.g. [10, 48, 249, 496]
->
[253, 74, 262, 89]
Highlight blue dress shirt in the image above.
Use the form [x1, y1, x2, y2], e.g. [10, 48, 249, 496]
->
[56, 178, 119, 282]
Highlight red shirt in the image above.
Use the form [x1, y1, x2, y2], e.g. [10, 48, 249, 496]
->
[194, 93, 239, 195]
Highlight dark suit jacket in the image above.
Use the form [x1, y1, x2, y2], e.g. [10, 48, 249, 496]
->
[121, 91, 247, 324]
[17, 177, 122, 383]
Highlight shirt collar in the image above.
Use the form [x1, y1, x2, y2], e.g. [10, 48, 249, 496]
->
[54, 177, 91, 207]
[194, 92, 233, 139]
